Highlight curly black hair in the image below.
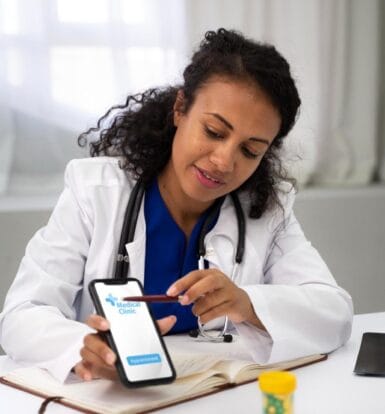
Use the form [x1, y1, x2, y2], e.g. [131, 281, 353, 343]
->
[78, 28, 301, 218]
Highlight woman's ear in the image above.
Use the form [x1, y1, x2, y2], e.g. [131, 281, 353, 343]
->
[173, 90, 185, 127]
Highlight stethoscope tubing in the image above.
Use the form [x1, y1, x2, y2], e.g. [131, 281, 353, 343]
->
[114, 179, 246, 342]
[115, 179, 144, 280]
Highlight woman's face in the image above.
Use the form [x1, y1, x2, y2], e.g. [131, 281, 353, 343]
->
[161, 76, 281, 213]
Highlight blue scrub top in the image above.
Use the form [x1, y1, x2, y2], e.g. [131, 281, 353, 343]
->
[143, 179, 220, 334]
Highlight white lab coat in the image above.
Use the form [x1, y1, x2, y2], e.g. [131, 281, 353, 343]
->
[0, 157, 353, 382]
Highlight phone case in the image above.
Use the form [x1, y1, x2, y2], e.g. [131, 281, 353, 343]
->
[88, 278, 176, 387]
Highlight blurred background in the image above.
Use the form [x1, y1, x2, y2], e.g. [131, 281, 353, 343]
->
[0, 0, 384, 317]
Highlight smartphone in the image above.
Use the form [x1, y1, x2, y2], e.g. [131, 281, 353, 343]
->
[88, 278, 176, 387]
[353, 332, 385, 376]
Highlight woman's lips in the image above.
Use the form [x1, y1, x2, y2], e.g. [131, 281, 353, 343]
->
[194, 166, 225, 189]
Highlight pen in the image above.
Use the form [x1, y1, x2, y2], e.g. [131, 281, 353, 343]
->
[122, 294, 183, 303]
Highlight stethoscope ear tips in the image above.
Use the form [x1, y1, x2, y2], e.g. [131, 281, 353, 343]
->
[189, 329, 200, 338]
[189, 329, 233, 342]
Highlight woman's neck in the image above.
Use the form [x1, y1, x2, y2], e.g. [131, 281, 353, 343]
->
[157, 172, 212, 238]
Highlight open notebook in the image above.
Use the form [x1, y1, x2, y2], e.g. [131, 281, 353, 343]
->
[0, 334, 326, 414]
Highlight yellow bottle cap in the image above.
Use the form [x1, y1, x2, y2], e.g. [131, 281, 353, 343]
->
[259, 371, 296, 394]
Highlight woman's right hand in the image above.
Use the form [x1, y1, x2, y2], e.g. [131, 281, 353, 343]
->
[74, 314, 177, 381]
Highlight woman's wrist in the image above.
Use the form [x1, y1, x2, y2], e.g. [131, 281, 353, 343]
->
[239, 290, 266, 331]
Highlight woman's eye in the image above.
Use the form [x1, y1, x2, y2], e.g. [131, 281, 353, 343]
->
[204, 127, 223, 139]
[242, 147, 260, 159]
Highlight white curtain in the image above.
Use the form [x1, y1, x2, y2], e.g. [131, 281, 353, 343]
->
[0, 0, 383, 197]
[0, 0, 187, 196]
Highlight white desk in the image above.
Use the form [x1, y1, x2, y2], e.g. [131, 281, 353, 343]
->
[1, 312, 384, 414]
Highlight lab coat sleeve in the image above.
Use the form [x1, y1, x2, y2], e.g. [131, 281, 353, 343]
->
[0, 160, 95, 382]
[235, 194, 353, 364]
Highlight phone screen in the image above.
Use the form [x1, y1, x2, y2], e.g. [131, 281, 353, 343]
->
[91, 279, 175, 385]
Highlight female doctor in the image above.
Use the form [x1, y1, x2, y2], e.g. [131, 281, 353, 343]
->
[0, 29, 353, 383]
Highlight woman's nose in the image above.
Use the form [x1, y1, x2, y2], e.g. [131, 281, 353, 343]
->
[209, 144, 236, 173]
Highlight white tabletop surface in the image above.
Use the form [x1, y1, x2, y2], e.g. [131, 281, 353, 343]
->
[1, 312, 384, 414]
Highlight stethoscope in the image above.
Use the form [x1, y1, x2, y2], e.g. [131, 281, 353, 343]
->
[114, 179, 246, 343]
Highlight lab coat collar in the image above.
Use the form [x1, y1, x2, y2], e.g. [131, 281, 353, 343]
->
[124, 194, 146, 285]
[205, 195, 238, 244]
[202, 195, 239, 273]
[124, 193, 239, 282]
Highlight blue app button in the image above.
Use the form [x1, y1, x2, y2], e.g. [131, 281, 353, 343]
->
[127, 353, 162, 366]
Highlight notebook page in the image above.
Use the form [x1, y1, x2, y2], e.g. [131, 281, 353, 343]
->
[216, 353, 326, 384]
[4, 366, 227, 414]
[171, 352, 223, 378]
[213, 359, 255, 383]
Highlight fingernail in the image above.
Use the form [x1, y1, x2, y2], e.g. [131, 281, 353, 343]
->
[180, 295, 189, 305]
[166, 286, 177, 296]
[100, 320, 109, 330]
[106, 353, 115, 365]
[84, 373, 92, 381]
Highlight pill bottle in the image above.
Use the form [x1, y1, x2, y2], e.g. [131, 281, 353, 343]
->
[258, 371, 296, 414]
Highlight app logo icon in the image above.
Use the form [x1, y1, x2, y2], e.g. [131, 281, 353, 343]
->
[105, 293, 118, 307]
[104, 293, 141, 315]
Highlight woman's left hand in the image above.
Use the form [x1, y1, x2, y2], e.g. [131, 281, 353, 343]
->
[166, 269, 265, 329]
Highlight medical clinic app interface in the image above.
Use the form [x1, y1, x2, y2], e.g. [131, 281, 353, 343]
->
[94, 281, 173, 382]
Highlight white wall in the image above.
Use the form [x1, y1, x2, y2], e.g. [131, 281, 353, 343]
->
[294, 186, 385, 314]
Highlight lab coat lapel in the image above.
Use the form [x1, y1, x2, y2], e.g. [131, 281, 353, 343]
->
[124, 200, 146, 285]
[201, 197, 239, 330]
[204, 196, 238, 278]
